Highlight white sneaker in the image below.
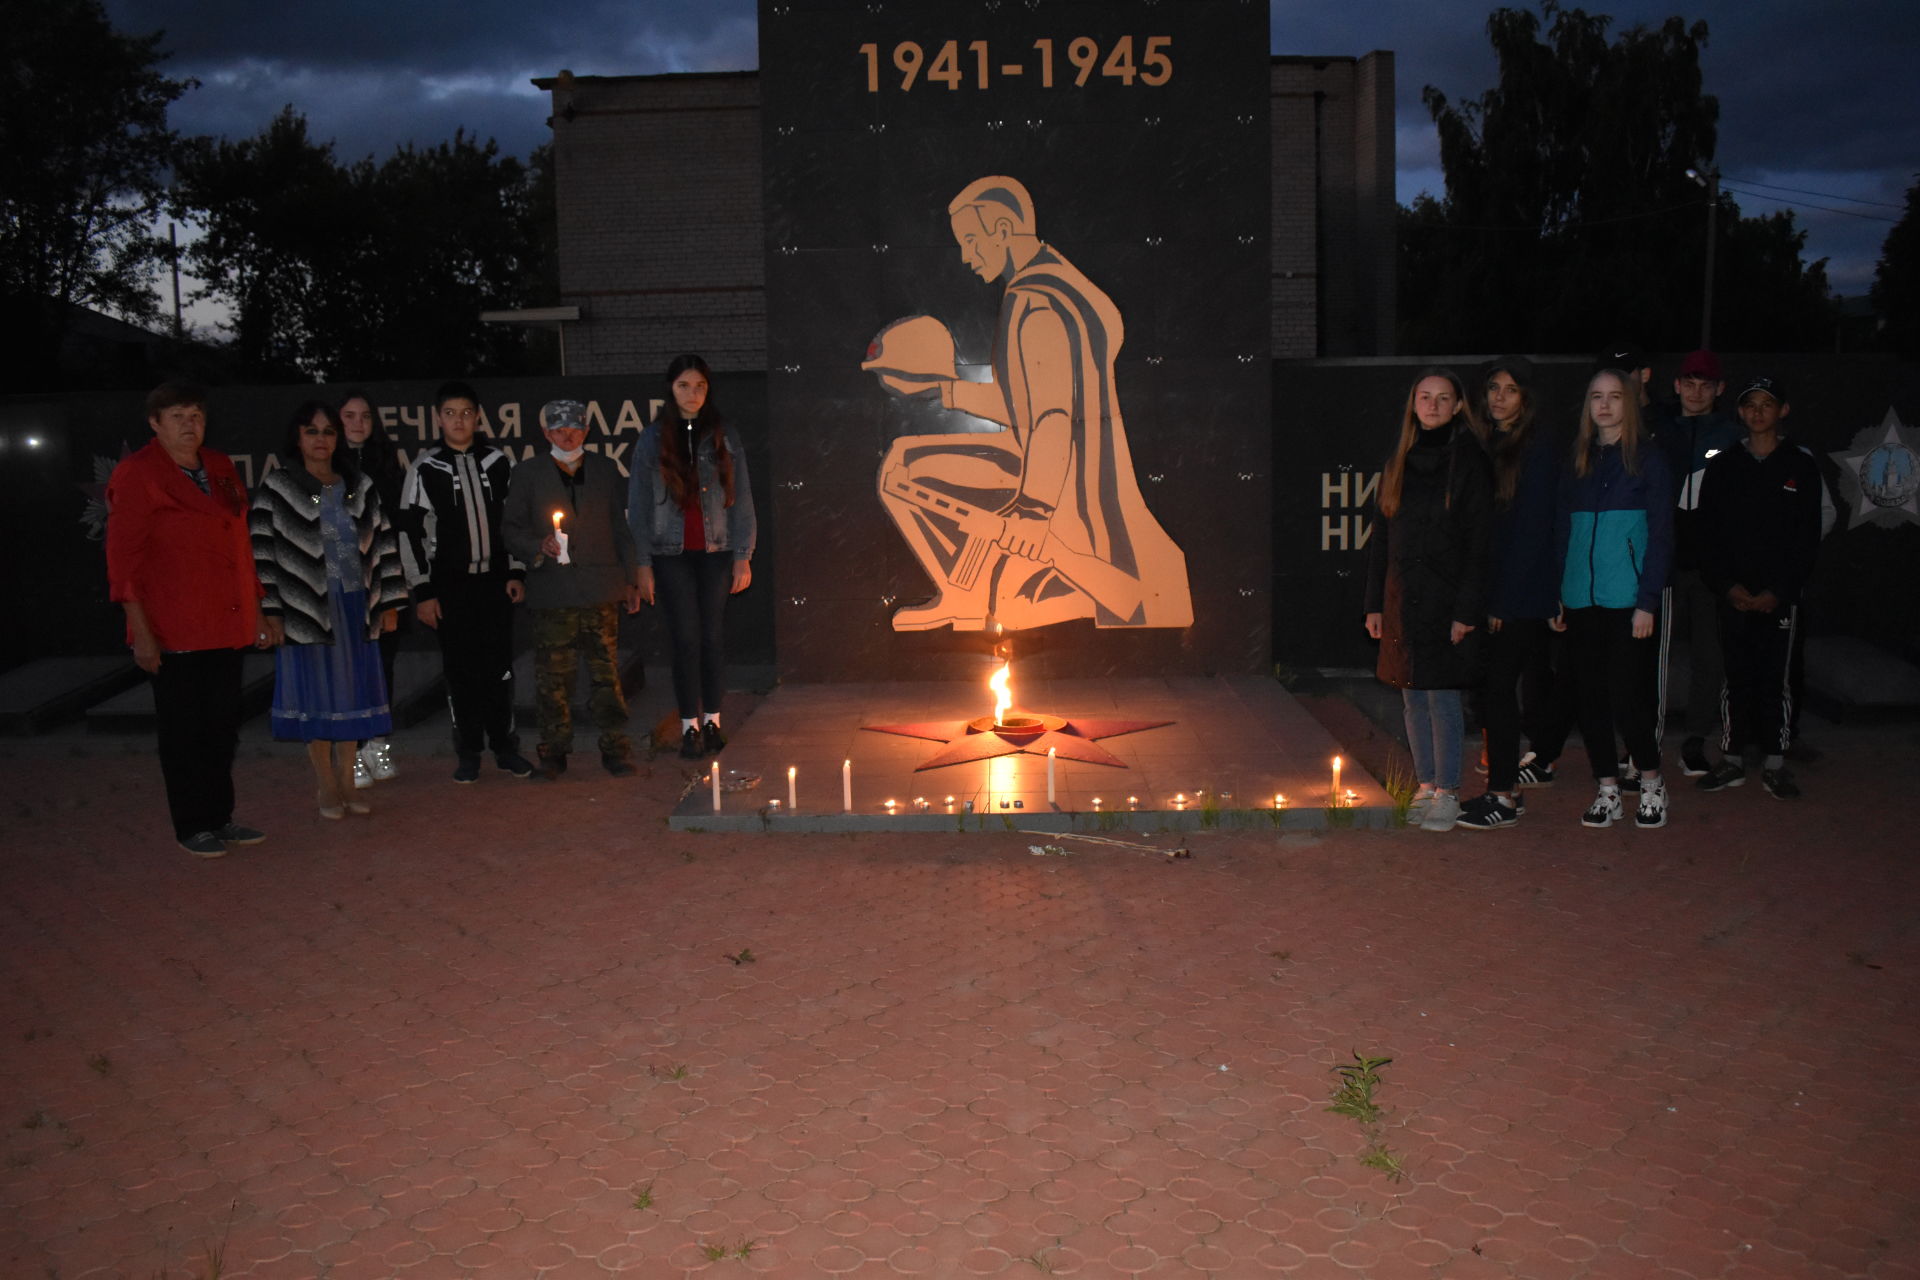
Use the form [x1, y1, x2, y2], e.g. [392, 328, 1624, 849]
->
[352, 753, 374, 790]
[365, 738, 397, 781]
[1420, 793, 1462, 832]
[1635, 780, 1668, 829]
[1581, 785, 1623, 828]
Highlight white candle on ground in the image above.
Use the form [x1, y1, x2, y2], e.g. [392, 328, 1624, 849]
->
[710, 761, 720, 811]
[842, 759, 852, 812]
[787, 766, 797, 811]
[1046, 747, 1056, 804]
[1332, 756, 1342, 799]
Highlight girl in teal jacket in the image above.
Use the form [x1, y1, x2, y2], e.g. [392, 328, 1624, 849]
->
[1553, 369, 1675, 830]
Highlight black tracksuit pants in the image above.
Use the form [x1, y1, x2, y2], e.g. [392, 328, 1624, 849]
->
[1718, 602, 1798, 761]
[434, 572, 518, 758]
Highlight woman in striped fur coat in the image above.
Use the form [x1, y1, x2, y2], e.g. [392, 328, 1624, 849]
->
[250, 401, 408, 819]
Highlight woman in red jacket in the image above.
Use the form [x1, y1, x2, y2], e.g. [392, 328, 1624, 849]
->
[105, 381, 274, 858]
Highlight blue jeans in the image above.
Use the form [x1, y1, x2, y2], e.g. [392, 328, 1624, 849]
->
[653, 550, 732, 718]
[1402, 688, 1464, 790]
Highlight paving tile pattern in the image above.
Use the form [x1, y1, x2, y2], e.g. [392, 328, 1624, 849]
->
[3, 716, 1918, 1278]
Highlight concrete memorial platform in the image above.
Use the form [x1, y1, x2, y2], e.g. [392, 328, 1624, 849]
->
[669, 677, 1391, 832]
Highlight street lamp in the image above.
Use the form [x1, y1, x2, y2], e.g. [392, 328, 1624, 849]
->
[1685, 166, 1719, 350]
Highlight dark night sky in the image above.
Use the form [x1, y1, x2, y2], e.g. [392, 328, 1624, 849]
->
[104, 0, 1915, 313]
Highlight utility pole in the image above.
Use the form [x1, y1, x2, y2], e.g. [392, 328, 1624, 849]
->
[1687, 166, 1719, 350]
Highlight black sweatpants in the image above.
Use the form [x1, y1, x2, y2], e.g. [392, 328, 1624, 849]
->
[1718, 602, 1798, 761]
[151, 647, 245, 840]
[433, 572, 518, 758]
[1566, 606, 1661, 780]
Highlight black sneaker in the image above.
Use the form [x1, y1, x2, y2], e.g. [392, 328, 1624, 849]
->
[214, 823, 266, 846]
[496, 751, 535, 778]
[1680, 738, 1712, 778]
[1455, 793, 1522, 831]
[178, 831, 228, 858]
[1616, 762, 1642, 793]
[1515, 757, 1556, 788]
[453, 756, 482, 784]
[702, 720, 728, 754]
[679, 726, 704, 760]
[1760, 767, 1800, 800]
[1696, 760, 1746, 792]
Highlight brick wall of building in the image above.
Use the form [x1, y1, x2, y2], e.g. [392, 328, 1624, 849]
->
[541, 55, 1396, 376]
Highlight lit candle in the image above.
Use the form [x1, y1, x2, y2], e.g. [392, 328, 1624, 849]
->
[944, 795, 955, 812]
[1046, 747, 1056, 804]
[1174, 792, 1188, 809]
[1332, 755, 1342, 799]
[710, 761, 720, 812]
[914, 797, 928, 812]
[1274, 793, 1287, 810]
[1128, 796, 1138, 811]
[769, 798, 782, 814]
[1092, 797, 1102, 810]
[842, 759, 852, 813]
[551, 510, 571, 564]
[884, 798, 897, 814]
[787, 766, 797, 811]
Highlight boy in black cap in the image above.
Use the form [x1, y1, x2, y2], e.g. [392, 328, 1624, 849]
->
[1693, 376, 1822, 799]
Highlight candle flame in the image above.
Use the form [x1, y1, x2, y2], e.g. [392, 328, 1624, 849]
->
[551, 510, 564, 529]
[989, 659, 1012, 723]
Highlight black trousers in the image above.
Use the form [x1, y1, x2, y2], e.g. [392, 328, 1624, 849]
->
[1566, 606, 1661, 780]
[1718, 603, 1798, 760]
[151, 648, 245, 840]
[1480, 618, 1561, 791]
[654, 550, 732, 719]
[434, 573, 518, 757]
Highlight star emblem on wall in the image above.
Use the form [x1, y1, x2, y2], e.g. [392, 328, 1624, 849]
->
[1831, 409, 1920, 530]
[863, 713, 1172, 770]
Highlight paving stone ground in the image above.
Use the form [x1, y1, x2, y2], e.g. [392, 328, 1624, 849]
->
[3, 704, 1917, 1279]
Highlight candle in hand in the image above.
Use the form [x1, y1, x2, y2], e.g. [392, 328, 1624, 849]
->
[551, 510, 571, 564]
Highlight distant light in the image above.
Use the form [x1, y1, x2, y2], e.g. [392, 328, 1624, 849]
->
[25, 436, 42, 449]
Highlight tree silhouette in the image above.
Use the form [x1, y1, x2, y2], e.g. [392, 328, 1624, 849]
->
[1401, 2, 1834, 354]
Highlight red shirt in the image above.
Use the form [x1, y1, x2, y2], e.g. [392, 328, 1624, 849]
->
[105, 440, 262, 651]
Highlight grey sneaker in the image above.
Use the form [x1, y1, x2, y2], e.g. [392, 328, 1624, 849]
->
[1420, 793, 1463, 832]
[178, 831, 227, 858]
[1405, 788, 1436, 824]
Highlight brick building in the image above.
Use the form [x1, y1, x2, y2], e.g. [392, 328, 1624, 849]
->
[536, 53, 1396, 376]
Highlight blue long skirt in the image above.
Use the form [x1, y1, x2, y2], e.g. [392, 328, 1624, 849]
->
[271, 587, 393, 742]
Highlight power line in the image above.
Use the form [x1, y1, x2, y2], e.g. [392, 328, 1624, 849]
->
[1722, 175, 1907, 211]
[1720, 183, 1898, 224]
[1410, 197, 1707, 234]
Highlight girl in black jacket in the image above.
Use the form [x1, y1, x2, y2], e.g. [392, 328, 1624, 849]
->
[1365, 369, 1494, 832]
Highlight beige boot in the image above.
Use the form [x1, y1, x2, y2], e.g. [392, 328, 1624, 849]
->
[311, 742, 345, 819]
[335, 743, 370, 815]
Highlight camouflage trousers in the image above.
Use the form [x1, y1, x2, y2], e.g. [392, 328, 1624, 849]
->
[530, 603, 631, 759]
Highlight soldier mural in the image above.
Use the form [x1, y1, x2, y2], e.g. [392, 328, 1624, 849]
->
[865, 176, 1193, 634]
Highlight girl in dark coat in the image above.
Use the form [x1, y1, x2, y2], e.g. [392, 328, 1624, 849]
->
[1459, 357, 1566, 830]
[1365, 369, 1494, 831]
[339, 390, 409, 789]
